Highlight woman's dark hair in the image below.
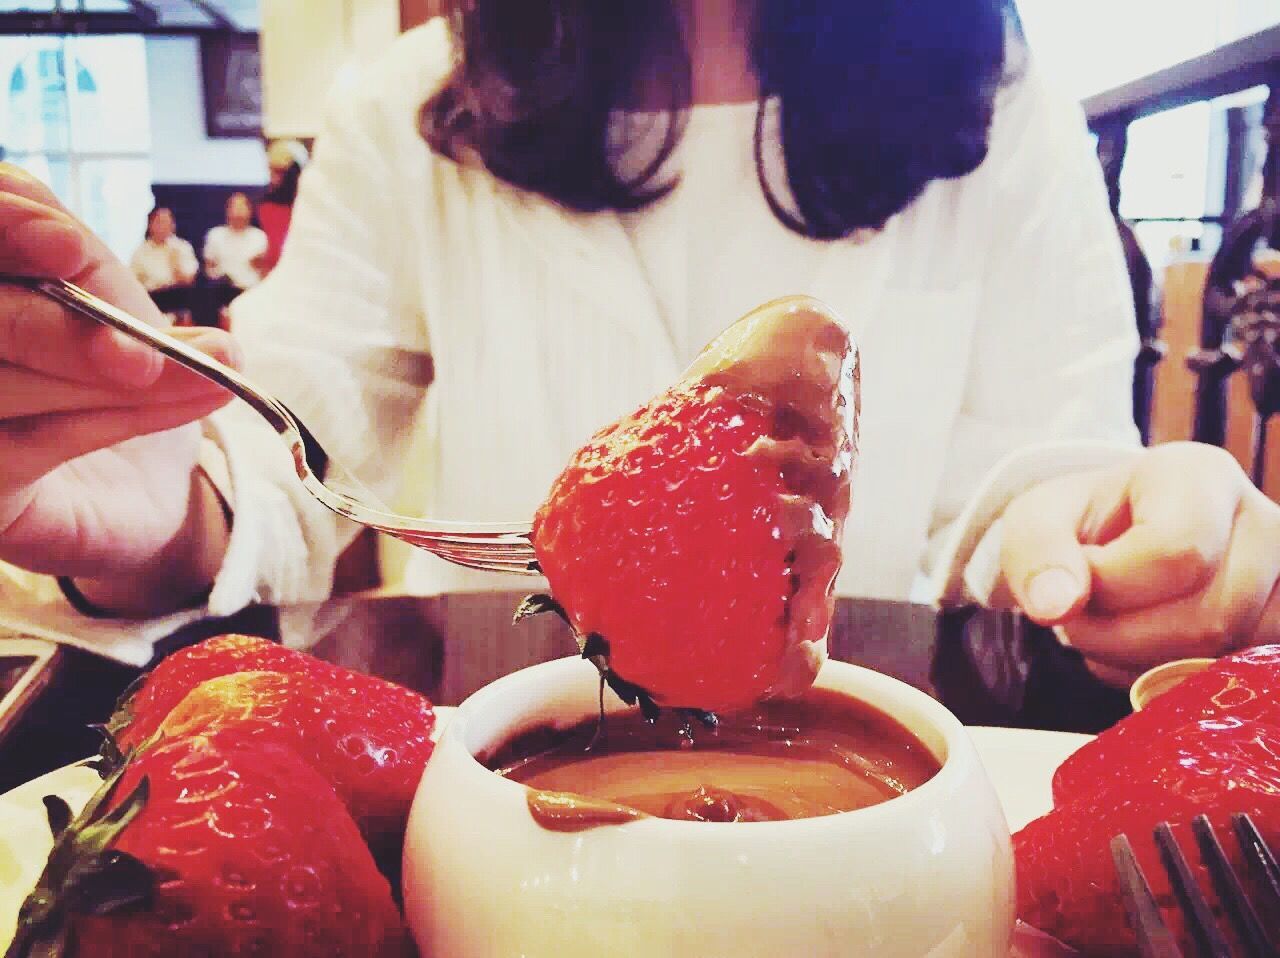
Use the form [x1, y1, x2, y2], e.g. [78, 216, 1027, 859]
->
[424, 1, 1014, 240]
[145, 205, 172, 241]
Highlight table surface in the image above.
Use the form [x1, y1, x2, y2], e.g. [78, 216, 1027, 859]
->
[0, 593, 1132, 792]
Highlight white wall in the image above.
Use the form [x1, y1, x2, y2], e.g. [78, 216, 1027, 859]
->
[146, 35, 267, 185]
[260, 0, 400, 139]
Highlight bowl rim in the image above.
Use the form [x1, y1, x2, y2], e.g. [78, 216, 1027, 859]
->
[434, 656, 999, 837]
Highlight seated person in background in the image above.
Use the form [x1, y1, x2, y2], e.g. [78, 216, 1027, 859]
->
[203, 192, 268, 294]
[129, 206, 197, 293]
[257, 140, 307, 277]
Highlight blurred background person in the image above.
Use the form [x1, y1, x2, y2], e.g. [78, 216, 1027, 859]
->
[203, 191, 268, 327]
[129, 205, 198, 323]
[258, 139, 308, 278]
[203, 191, 268, 294]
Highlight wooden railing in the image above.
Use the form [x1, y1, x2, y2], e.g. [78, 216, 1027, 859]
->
[1086, 26, 1280, 496]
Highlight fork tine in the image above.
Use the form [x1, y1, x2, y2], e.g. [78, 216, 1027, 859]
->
[1112, 834, 1185, 958]
[1154, 823, 1233, 958]
[416, 533, 534, 548]
[432, 552, 540, 575]
[401, 539, 536, 558]
[1191, 815, 1272, 957]
[378, 531, 537, 555]
[1232, 814, 1280, 934]
[419, 543, 537, 565]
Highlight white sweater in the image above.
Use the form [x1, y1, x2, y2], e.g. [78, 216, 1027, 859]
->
[0, 20, 1140, 664]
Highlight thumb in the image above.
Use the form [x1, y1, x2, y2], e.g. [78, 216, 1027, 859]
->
[999, 471, 1100, 624]
[168, 325, 242, 369]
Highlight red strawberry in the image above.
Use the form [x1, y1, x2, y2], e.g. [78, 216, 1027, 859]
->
[531, 297, 859, 713]
[110, 634, 417, 751]
[1015, 717, 1280, 955]
[1052, 645, 1280, 804]
[150, 670, 434, 859]
[8, 735, 408, 957]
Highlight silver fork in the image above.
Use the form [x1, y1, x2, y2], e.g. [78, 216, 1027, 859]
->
[1112, 813, 1280, 957]
[14, 277, 539, 577]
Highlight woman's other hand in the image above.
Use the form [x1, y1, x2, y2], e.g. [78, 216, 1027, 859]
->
[0, 166, 239, 611]
[1000, 442, 1280, 676]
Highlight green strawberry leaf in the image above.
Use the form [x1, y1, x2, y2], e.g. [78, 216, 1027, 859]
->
[602, 671, 661, 723]
[103, 673, 148, 740]
[42, 798, 72, 841]
[513, 593, 570, 626]
[680, 709, 721, 731]
[580, 633, 609, 660]
[87, 725, 126, 780]
[7, 772, 154, 958]
[66, 850, 153, 917]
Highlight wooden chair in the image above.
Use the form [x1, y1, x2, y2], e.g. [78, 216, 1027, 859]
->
[1150, 87, 1280, 499]
[1152, 253, 1280, 499]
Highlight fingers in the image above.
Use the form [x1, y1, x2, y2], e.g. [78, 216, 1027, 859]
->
[1198, 490, 1280, 640]
[0, 394, 232, 489]
[1062, 590, 1230, 672]
[0, 284, 238, 393]
[0, 333, 234, 417]
[0, 171, 163, 323]
[1062, 491, 1280, 672]
[0, 287, 163, 388]
[1082, 658, 1146, 690]
[0, 319, 238, 492]
[1085, 445, 1244, 614]
[1000, 470, 1101, 624]
[0, 164, 70, 211]
[0, 190, 98, 279]
[1255, 576, 1280, 646]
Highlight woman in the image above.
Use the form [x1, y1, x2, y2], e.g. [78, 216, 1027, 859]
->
[257, 139, 308, 277]
[202, 192, 269, 293]
[0, 2, 1276, 675]
[129, 206, 198, 295]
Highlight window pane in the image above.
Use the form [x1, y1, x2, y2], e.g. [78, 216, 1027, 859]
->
[0, 35, 150, 155]
[77, 158, 154, 262]
[66, 35, 150, 154]
[1119, 102, 1213, 221]
[1016, 0, 1280, 99]
[0, 37, 70, 154]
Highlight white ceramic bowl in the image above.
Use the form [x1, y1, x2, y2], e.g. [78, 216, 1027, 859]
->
[403, 657, 1014, 957]
[1129, 657, 1216, 712]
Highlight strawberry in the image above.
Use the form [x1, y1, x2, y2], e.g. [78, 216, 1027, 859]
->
[108, 634, 417, 752]
[1015, 717, 1280, 955]
[530, 297, 858, 713]
[1052, 645, 1280, 804]
[102, 636, 435, 875]
[8, 735, 409, 957]
[150, 670, 434, 863]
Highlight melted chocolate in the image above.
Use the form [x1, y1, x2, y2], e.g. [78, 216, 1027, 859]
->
[485, 688, 940, 830]
[682, 296, 860, 702]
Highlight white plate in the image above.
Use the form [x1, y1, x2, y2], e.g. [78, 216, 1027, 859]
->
[0, 717, 1089, 950]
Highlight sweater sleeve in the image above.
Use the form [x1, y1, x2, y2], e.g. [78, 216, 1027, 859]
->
[205, 23, 451, 615]
[922, 62, 1143, 607]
